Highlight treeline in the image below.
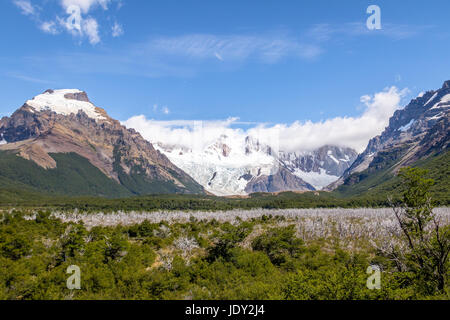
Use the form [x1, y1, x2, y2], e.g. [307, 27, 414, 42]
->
[0, 191, 406, 212]
[2, 189, 449, 213]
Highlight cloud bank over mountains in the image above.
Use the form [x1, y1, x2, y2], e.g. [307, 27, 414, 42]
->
[123, 86, 409, 153]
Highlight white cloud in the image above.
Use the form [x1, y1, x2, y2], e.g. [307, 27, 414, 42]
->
[57, 3, 101, 44]
[82, 17, 100, 44]
[12, 0, 122, 45]
[151, 104, 170, 115]
[123, 87, 409, 154]
[112, 22, 124, 37]
[61, 0, 111, 13]
[162, 106, 170, 115]
[13, 0, 36, 16]
[40, 21, 59, 34]
[122, 117, 242, 151]
[250, 86, 409, 153]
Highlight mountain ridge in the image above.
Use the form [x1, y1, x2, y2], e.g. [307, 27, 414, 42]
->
[329, 80, 450, 193]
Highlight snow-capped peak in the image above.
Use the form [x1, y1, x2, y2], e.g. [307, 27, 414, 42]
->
[0, 133, 7, 145]
[25, 89, 106, 121]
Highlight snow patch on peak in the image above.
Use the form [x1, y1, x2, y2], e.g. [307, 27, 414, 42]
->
[425, 92, 438, 106]
[327, 150, 339, 164]
[0, 133, 7, 145]
[26, 89, 106, 121]
[398, 119, 415, 132]
[430, 94, 450, 110]
[427, 113, 444, 121]
[293, 168, 339, 190]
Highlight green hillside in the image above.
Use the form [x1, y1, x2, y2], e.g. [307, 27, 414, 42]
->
[0, 151, 205, 199]
[0, 151, 132, 198]
[112, 147, 204, 195]
[335, 150, 450, 204]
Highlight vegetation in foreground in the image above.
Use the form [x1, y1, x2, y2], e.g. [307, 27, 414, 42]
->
[0, 168, 448, 300]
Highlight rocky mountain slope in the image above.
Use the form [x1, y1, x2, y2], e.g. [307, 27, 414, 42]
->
[329, 80, 450, 193]
[279, 146, 357, 190]
[0, 89, 204, 197]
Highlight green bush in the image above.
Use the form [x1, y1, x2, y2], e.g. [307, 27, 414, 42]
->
[252, 226, 304, 266]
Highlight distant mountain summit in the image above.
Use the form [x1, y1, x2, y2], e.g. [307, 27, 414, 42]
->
[328, 80, 450, 194]
[0, 89, 204, 197]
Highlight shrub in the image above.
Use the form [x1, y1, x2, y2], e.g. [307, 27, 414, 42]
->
[252, 226, 304, 266]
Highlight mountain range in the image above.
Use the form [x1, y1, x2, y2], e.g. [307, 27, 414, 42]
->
[156, 138, 357, 195]
[0, 81, 448, 199]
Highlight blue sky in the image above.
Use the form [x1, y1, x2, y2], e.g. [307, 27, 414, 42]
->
[1, 0, 450, 131]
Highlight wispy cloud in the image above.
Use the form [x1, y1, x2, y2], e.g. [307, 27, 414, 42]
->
[151, 104, 171, 115]
[307, 22, 433, 42]
[112, 22, 124, 37]
[162, 106, 170, 115]
[125, 22, 428, 69]
[9, 17, 432, 79]
[40, 21, 59, 34]
[12, 31, 324, 79]
[81, 17, 101, 44]
[214, 52, 224, 61]
[13, 0, 37, 16]
[6, 73, 55, 84]
[22, 51, 195, 78]
[145, 33, 323, 63]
